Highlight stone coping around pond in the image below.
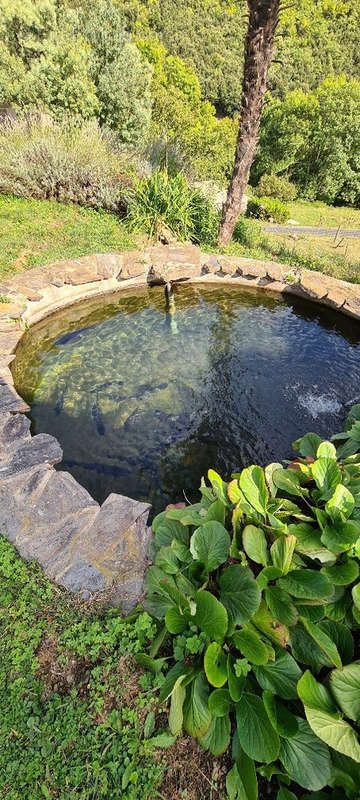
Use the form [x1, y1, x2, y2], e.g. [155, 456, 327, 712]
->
[1, 243, 360, 612]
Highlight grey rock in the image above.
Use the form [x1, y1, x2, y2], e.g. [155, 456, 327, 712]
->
[84, 492, 150, 554]
[59, 559, 106, 593]
[0, 432, 62, 477]
[0, 412, 31, 453]
[0, 383, 29, 413]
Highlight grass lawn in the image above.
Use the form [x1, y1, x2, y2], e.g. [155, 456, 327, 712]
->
[286, 200, 360, 229]
[0, 195, 136, 279]
[0, 538, 222, 800]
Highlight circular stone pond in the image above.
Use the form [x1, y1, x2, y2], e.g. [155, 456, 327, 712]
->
[13, 282, 360, 516]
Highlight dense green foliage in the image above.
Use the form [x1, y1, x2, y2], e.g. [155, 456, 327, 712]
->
[0, 117, 142, 211]
[253, 77, 360, 206]
[1, 0, 360, 199]
[143, 407, 360, 798]
[247, 196, 289, 224]
[255, 175, 297, 203]
[0, 537, 173, 799]
[126, 170, 218, 243]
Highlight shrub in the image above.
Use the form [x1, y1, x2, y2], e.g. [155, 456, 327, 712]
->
[141, 405, 360, 799]
[0, 116, 141, 212]
[255, 173, 297, 203]
[247, 195, 289, 224]
[232, 217, 266, 249]
[125, 170, 218, 244]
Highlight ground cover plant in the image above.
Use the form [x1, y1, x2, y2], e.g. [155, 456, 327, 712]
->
[141, 405, 360, 799]
[0, 195, 135, 278]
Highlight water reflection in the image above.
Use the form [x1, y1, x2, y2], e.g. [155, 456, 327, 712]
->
[13, 284, 360, 515]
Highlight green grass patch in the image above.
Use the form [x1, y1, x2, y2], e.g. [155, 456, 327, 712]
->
[0, 537, 168, 800]
[0, 195, 136, 279]
[286, 200, 360, 229]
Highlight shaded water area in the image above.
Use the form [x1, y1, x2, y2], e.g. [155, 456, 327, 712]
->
[13, 283, 360, 515]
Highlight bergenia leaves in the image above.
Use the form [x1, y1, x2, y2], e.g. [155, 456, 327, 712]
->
[236, 693, 280, 763]
[146, 405, 360, 797]
[239, 466, 269, 515]
[190, 521, 230, 571]
[219, 565, 261, 626]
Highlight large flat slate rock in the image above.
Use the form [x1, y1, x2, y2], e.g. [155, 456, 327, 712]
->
[0, 432, 62, 478]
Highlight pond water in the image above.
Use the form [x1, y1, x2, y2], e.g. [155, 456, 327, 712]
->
[13, 283, 360, 515]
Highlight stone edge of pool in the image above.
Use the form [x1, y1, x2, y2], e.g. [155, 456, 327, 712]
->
[1, 243, 360, 612]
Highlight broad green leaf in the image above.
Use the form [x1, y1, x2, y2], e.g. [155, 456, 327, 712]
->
[159, 580, 190, 611]
[208, 469, 229, 505]
[330, 663, 360, 722]
[265, 462, 283, 497]
[239, 466, 269, 516]
[279, 569, 333, 600]
[220, 565, 261, 626]
[204, 642, 227, 687]
[134, 653, 167, 674]
[228, 479, 243, 505]
[226, 763, 256, 800]
[300, 618, 342, 668]
[296, 604, 324, 622]
[193, 590, 228, 642]
[236, 693, 280, 763]
[297, 670, 337, 714]
[205, 499, 226, 525]
[304, 705, 360, 762]
[233, 627, 268, 665]
[183, 674, 211, 739]
[155, 546, 180, 575]
[270, 535, 296, 574]
[159, 662, 189, 703]
[317, 441, 337, 460]
[143, 593, 174, 619]
[290, 523, 334, 563]
[231, 736, 258, 800]
[144, 565, 176, 597]
[273, 468, 307, 498]
[227, 654, 246, 702]
[290, 625, 334, 670]
[171, 539, 192, 564]
[252, 600, 289, 647]
[322, 559, 359, 586]
[169, 676, 186, 735]
[253, 649, 302, 700]
[263, 691, 299, 738]
[146, 731, 176, 749]
[277, 789, 297, 800]
[165, 606, 189, 634]
[199, 714, 230, 756]
[243, 525, 268, 566]
[190, 521, 230, 572]
[311, 458, 341, 501]
[352, 582, 360, 610]
[326, 485, 355, 523]
[208, 688, 231, 717]
[279, 717, 331, 790]
[321, 521, 359, 554]
[143, 711, 155, 740]
[318, 620, 354, 664]
[293, 432, 323, 459]
[256, 566, 282, 590]
[265, 586, 298, 626]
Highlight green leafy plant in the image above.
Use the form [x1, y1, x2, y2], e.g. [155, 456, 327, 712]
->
[255, 174, 297, 203]
[141, 408, 360, 799]
[126, 170, 218, 244]
[247, 195, 289, 224]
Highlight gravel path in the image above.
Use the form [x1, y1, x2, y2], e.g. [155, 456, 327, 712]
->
[265, 224, 360, 237]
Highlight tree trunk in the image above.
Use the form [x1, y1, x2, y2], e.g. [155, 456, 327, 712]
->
[218, 0, 280, 247]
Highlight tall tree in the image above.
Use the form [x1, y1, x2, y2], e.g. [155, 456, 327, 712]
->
[218, 0, 281, 247]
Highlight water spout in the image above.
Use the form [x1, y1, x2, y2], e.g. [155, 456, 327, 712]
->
[165, 282, 178, 335]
